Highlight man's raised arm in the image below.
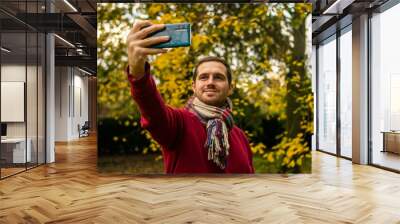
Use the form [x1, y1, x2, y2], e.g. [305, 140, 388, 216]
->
[126, 20, 182, 148]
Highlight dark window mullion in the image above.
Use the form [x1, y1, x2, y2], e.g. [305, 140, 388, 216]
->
[36, 0, 39, 167]
[44, 0, 47, 164]
[336, 28, 341, 157]
[25, 0, 28, 171]
[367, 10, 373, 165]
[316, 45, 319, 150]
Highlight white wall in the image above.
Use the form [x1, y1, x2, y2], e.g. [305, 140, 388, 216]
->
[1, 65, 34, 138]
[1, 65, 25, 81]
[54, 66, 89, 141]
[1, 65, 26, 141]
[55, 66, 69, 141]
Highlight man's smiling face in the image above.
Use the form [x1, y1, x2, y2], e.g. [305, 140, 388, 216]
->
[192, 61, 233, 107]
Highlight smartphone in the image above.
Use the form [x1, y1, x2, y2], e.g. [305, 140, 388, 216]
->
[145, 23, 191, 49]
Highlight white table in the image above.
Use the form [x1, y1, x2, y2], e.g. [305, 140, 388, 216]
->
[1, 138, 31, 163]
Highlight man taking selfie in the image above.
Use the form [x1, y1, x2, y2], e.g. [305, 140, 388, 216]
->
[126, 20, 254, 173]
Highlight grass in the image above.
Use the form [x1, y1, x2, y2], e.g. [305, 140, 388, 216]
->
[98, 154, 164, 174]
[97, 153, 311, 174]
[252, 154, 280, 173]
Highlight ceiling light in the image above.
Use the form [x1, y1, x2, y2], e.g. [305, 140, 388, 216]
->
[63, 0, 78, 12]
[54, 34, 75, 48]
[322, 0, 355, 15]
[1, 47, 11, 53]
[78, 67, 93, 76]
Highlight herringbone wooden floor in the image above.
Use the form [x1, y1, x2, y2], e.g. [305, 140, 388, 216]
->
[1, 135, 400, 224]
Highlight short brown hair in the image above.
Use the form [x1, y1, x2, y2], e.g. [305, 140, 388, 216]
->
[192, 56, 232, 85]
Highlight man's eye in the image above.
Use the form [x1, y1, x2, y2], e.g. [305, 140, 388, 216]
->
[199, 76, 207, 80]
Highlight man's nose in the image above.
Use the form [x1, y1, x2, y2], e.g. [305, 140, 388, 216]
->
[206, 77, 215, 85]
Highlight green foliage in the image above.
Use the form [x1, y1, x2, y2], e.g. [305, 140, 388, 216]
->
[97, 3, 313, 173]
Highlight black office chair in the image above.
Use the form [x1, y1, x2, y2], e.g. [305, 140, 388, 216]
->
[79, 121, 90, 138]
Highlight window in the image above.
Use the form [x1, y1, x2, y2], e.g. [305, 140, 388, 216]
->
[371, 3, 400, 171]
[0, 0, 47, 179]
[339, 27, 352, 158]
[317, 35, 337, 154]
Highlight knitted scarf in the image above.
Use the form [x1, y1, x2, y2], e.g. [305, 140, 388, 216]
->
[186, 97, 234, 169]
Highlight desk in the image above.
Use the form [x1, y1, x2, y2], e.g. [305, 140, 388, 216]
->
[1, 138, 31, 163]
[382, 131, 400, 154]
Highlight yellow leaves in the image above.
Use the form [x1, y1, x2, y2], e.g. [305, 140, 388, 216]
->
[287, 147, 294, 159]
[151, 47, 192, 108]
[192, 34, 210, 49]
[155, 155, 163, 161]
[233, 20, 241, 33]
[296, 156, 303, 166]
[150, 143, 158, 152]
[277, 10, 284, 19]
[276, 149, 285, 157]
[217, 19, 229, 30]
[244, 130, 254, 138]
[141, 130, 161, 154]
[233, 98, 240, 106]
[159, 13, 185, 24]
[148, 4, 165, 17]
[254, 7, 265, 16]
[263, 132, 311, 172]
[153, 52, 169, 71]
[251, 142, 266, 155]
[217, 16, 239, 33]
[249, 18, 259, 29]
[295, 3, 312, 16]
[266, 153, 274, 163]
[282, 156, 288, 165]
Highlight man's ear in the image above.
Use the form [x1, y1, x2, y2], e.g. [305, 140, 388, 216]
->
[192, 81, 195, 93]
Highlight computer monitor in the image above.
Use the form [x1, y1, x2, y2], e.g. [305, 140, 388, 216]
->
[1, 123, 7, 137]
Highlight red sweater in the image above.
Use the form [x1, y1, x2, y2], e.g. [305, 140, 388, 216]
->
[127, 63, 254, 174]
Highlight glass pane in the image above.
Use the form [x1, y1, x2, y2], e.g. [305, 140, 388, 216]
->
[371, 4, 400, 171]
[27, 31, 38, 169]
[340, 28, 352, 158]
[317, 36, 337, 154]
[26, 0, 39, 169]
[1, 14, 27, 177]
[38, 32, 45, 165]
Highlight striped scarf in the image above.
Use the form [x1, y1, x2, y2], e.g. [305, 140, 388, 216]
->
[186, 97, 234, 169]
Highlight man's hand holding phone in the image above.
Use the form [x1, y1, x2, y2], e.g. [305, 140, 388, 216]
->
[126, 20, 170, 80]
